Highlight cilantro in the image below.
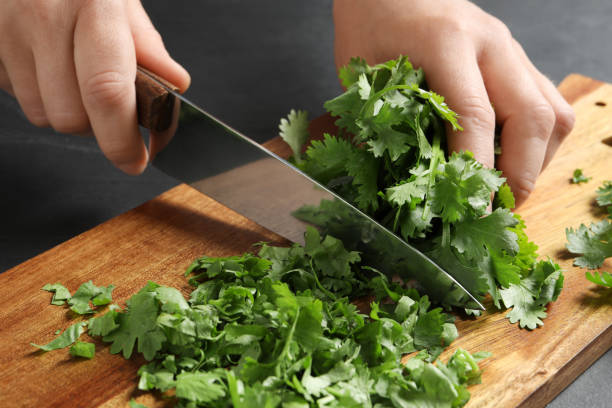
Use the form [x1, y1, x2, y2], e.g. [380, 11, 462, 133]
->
[566, 220, 612, 269]
[102, 283, 166, 360]
[571, 168, 591, 184]
[42, 283, 71, 305]
[31, 321, 86, 351]
[585, 271, 612, 288]
[69, 341, 95, 359]
[596, 180, 612, 208]
[500, 260, 564, 329]
[36, 227, 490, 407]
[279, 109, 309, 165]
[566, 181, 612, 288]
[68, 280, 115, 314]
[280, 56, 562, 327]
[41, 281, 115, 314]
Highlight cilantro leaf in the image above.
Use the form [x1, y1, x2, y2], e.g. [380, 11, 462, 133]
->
[42, 283, 71, 306]
[32, 321, 86, 351]
[596, 180, 612, 209]
[451, 208, 519, 261]
[566, 220, 612, 269]
[176, 372, 226, 404]
[279, 109, 310, 164]
[585, 271, 612, 288]
[69, 341, 95, 359]
[103, 283, 166, 360]
[68, 280, 115, 314]
[571, 168, 591, 184]
[500, 260, 563, 329]
[88, 306, 120, 336]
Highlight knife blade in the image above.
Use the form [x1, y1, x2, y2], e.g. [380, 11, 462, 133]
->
[135, 67, 484, 310]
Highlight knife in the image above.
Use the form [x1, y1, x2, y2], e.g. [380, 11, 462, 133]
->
[135, 67, 485, 310]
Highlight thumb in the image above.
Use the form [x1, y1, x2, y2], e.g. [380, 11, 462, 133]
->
[127, 1, 191, 93]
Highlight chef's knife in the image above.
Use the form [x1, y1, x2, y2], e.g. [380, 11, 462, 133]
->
[135, 67, 484, 310]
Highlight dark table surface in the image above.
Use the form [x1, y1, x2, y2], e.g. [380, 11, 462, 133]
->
[0, 1, 610, 407]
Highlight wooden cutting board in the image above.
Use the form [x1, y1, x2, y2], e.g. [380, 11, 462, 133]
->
[0, 74, 610, 408]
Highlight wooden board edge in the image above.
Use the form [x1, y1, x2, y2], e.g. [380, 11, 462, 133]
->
[517, 324, 612, 408]
[557, 73, 605, 104]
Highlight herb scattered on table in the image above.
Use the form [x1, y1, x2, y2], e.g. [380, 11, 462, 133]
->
[34, 228, 490, 407]
[280, 56, 563, 328]
[566, 180, 612, 287]
[571, 169, 591, 184]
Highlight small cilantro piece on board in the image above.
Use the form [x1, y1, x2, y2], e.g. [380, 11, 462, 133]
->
[42, 283, 71, 305]
[69, 341, 95, 359]
[68, 280, 115, 314]
[585, 271, 612, 287]
[566, 220, 612, 269]
[31, 321, 87, 351]
[566, 181, 612, 288]
[571, 168, 591, 184]
[597, 180, 612, 205]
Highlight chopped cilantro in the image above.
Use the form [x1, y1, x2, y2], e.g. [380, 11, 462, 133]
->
[69, 341, 95, 359]
[566, 181, 612, 288]
[42, 283, 71, 305]
[571, 168, 591, 184]
[34, 227, 490, 407]
[585, 271, 612, 288]
[31, 321, 86, 351]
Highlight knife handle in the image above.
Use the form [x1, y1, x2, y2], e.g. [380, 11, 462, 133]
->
[135, 66, 178, 132]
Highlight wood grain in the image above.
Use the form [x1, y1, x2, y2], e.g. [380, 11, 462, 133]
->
[0, 74, 610, 408]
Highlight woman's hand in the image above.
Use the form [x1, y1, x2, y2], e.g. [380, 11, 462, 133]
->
[0, 0, 190, 174]
[333, 0, 575, 206]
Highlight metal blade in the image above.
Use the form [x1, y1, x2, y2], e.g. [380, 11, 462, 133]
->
[149, 82, 484, 310]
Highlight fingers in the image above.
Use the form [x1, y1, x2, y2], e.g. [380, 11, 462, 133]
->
[127, 0, 190, 92]
[512, 40, 575, 170]
[423, 42, 496, 169]
[126, 0, 190, 162]
[2, 47, 48, 126]
[31, 5, 89, 134]
[74, 0, 147, 175]
[480, 37, 555, 207]
[0, 61, 14, 96]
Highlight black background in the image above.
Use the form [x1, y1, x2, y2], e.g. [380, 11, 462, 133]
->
[0, 1, 610, 406]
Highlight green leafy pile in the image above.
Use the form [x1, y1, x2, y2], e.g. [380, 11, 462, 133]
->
[34, 228, 490, 407]
[566, 180, 612, 287]
[279, 56, 563, 328]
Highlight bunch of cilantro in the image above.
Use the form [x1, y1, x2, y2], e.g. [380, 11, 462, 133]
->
[35, 228, 489, 407]
[566, 180, 612, 287]
[280, 56, 563, 328]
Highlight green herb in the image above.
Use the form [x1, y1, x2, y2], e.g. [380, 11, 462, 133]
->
[31, 321, 86, 351]
[566, 220, 612, 269]
[35, 227, 489, 407]
[585, 271, 612, 287]
[41, 280, 115, 314]
[566, 180, 612, 287]
[571, 169, 591, 184]
[42, 283, 71, 305]
[69, 341, 95, 359]
[68, 281, 115, 314]
[280, 56, 562, 327]
[596, 180, 612, 217]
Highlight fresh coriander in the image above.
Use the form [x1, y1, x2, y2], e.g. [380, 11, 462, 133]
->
[571, 168, 591, 184]
[281, 56, 563, 326]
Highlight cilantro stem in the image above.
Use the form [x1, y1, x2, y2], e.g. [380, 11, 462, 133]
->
[275, 308, 300, 378]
